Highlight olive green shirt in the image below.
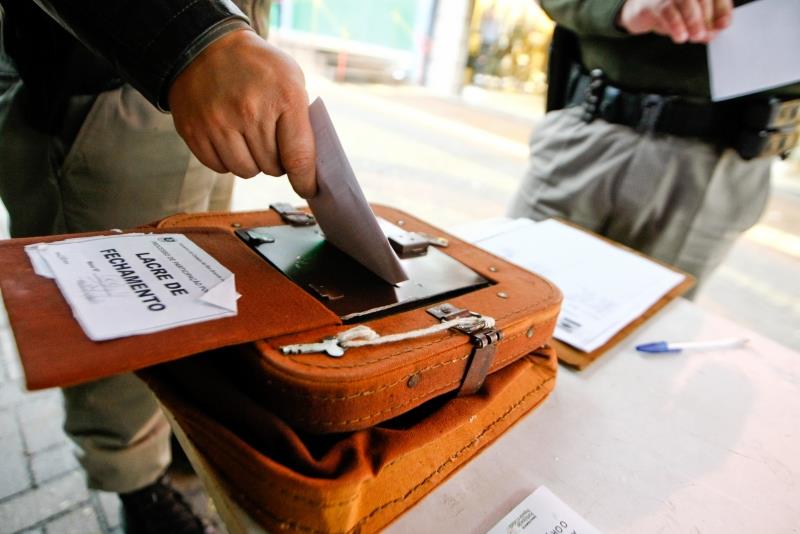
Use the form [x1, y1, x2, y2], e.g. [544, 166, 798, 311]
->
[540, 0, 800, 99]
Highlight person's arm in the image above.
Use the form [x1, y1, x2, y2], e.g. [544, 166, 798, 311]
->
[30, 0, 316, 197]
[31, 0, 249, 110]
[539, 0, 630, 37]
[541, 0, 733, 43]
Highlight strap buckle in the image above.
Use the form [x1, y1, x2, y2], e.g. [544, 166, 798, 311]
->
[427, 303, 503, 395]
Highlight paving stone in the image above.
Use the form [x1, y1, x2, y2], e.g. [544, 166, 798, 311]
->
[20, 413, 67, 455]
[4, 353, 22, 383]
[0, 328, 21, 383]
[0, 380, 26, 409]
[0, 471, 89, 533]
[94, 491, 121, 531]
[31, 444, 79, 484]
[44, 505, 102, 534]
[17, 396, 62, 426]
[0, 430, 31, 500]
[0, 408, 16, 438]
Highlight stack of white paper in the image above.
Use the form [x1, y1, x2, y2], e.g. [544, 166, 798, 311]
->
[451, 218, 684, 353]
[26, 233, 239, 341]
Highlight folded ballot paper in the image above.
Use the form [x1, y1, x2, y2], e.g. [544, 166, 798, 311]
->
[307, 97, 408, 285]
[25, 233, 239, 341]
[450, 218, 685, 353]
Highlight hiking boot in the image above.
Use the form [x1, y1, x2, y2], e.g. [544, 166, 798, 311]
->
[119, 475, 216, 534]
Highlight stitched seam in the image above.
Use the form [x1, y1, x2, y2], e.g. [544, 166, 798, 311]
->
[296, 379, 463, 427]
[349, 376, 556, 530]
[262, 353, 471, 401]
[232, 374, 555, 534]
[263, 334, 534, 405]
[269, 488, 358, 509]
[159, 209, 281, 226]
[380, 356, 549, 472]
[145, 0, 201, 50]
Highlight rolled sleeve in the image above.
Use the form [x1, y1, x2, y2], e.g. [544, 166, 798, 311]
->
[157, 17, 252, 110]
[31, 0, 251, 108]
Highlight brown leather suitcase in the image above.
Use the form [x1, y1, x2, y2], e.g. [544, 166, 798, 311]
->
[153, 206, 562, 433]
[0, 206, 561, 432]
[140, 343, 558, 534]
[0, 205, 562, 532]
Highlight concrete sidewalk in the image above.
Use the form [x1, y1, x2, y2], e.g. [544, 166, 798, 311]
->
[0, 306, 122, 534]
[0, 208, 222, 533]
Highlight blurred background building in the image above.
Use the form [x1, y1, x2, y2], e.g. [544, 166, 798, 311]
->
[266, 0, 554, 95]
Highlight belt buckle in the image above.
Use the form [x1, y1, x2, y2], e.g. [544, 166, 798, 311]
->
[637, 94, 674, 133]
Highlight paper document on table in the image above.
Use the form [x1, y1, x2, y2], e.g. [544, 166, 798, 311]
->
[486, 486, 601, 534]
[306, 97, 408, 284]
[451, 218, 684, 353]
[25, 233, 239, 341]
[708, 0, 800, 101]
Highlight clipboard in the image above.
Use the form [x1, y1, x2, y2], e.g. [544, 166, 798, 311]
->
[552, 220, 694, 369]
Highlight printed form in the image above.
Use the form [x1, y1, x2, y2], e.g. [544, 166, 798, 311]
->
[26, 233, 239, 341]
[708, 0, 800, 101]
[451, 219, 685, 353]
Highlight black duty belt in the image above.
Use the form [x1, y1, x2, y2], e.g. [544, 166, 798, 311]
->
[567, 68, 800, 160]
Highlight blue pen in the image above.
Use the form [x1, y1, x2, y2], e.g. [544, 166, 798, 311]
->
[636, 337, 749, 354]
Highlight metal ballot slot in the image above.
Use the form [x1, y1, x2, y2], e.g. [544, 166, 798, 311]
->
[236, 224, 491, 322]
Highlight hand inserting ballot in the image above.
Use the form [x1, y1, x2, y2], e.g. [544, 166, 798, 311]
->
[168, 29, 317, 199]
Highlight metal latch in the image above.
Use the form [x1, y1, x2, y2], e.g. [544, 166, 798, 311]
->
[427, 303, 503, 395]
[388, 232, 429, 258]
[270, 202, 316, 226]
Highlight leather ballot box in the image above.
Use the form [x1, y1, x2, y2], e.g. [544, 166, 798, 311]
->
[0, 205, 561, 433]
[0, 206, 561, 532]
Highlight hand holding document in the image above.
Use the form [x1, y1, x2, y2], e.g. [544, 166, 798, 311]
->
[451, 218, 685, 353]
[306, 98, 408, 285]
[25, 233, 239, 341]
[708, 0, 800, 101]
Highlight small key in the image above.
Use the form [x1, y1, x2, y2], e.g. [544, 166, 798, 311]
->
[280, 337, 345, 358]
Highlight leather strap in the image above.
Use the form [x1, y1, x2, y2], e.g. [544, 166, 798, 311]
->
[458, 340, 498, 396]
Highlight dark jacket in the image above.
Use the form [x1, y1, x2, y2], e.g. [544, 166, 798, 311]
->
[1, 0, 263, 130]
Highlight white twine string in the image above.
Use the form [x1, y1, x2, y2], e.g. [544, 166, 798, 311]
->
[336, 315, 495, 349]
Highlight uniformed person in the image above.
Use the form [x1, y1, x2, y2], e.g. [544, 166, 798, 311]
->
[510, 0, 800, 293]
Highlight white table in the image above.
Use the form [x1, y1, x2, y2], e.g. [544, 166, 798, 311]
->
[387, 298, 800, 533]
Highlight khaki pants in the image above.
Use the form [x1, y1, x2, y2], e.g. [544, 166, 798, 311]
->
[509, 107, 771, 295]
[0, 73, 233, 491]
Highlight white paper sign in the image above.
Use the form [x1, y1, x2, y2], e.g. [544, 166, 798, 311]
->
[25, 233, 239, 341]
[486, 486, 601, 534]
[708, 0, 800, 101]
